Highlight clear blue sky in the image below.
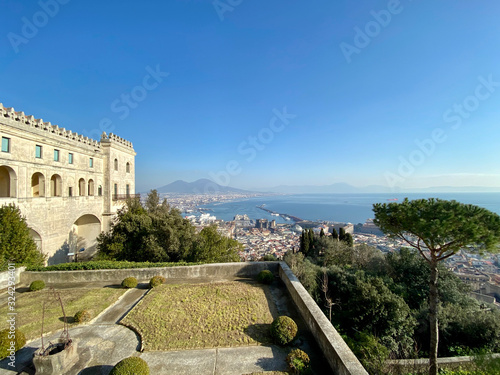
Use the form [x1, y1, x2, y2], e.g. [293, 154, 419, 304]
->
[2, 0, 500, 192]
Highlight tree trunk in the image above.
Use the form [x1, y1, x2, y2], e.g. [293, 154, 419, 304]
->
[429, 258, 439, 375]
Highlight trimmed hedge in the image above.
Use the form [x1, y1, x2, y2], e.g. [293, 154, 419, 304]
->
[0, 328, 26, 359]
[286, 349, 310, 374]
[27, 260, 203, 272]
[110, 356, 149, 375]
[270, 316, 298, 345]
[74, 309, 92, 323]
[257, 270, 274, 284]
[149, 275, 166, 288]
[29, 280, 45, 291]
[121, 277, 138, 289]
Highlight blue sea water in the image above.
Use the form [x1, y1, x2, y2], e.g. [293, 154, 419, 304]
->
[200, 193, 500, 224]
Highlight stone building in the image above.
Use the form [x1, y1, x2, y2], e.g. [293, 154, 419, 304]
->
[0, 103, 136, 264]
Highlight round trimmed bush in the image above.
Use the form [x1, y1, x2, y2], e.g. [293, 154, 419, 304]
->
[0, 328, 26, 359]
[121, 277, 138, 289]
[74, 309, 92, 323]
[270, 316, 298, 345]
[109, 356, 149, 375]
[257, 270, 274, 284]
[29, 280, 45, 291]
[149, 275, 166, 288]
[286, 348, 310, 374]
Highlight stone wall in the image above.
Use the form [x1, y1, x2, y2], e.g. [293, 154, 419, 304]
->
[278, 263, 369, 375]
[0, 266, 25, 290]
[20, 262, 280, 285]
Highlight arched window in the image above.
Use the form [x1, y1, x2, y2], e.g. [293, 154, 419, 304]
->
[88, 179, 94, 196]
[126, 162, 130, 173]
[0, 166, 17, 198]
[50, 174, 62, 197]
[31, 172, 45, 197]
[114, 158, 118, 171]
[78, 178, 85, 196]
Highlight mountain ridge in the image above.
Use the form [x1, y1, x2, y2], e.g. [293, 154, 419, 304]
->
[155, 179, 256, 194]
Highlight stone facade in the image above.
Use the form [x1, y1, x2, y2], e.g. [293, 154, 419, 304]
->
[0, 103, 136, 264]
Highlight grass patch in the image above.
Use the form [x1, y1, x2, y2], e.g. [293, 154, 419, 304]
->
[122, 281, 275, 350]
[0, 288, 126, 341]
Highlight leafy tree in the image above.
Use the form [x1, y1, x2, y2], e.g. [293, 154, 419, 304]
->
[299, 230, 309, 255]
[343, 232, 354, 247]
[373, 198, 500, 375]
[320, 228, 325, 238]
[262, 254, 277, 261]
[331, 227, 339, 240]
[189, 225, 241, 263]
[97, 190, 195, 262]
[308, 229, 315, 255]
[326, 267, 416, 357]
[0, 204, 45, 269]
[343, 331, 389, 375]
[339, 227, 346, 241]
[284, 251, 321, 298]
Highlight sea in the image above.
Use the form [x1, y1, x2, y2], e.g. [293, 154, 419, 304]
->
[199, 193, 500, 225]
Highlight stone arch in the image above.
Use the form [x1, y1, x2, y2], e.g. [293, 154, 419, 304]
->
[78, 178, 85, 196]
[31, 172, 45, 197]
[50, 174, 62, 197]
[0, 166, 17, 198]
[71, 214, 101, 260]
[29, 228, 42, 251]
[88, 179, 95, 196]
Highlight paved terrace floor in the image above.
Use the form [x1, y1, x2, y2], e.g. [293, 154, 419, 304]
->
[0, 279, 332, 375]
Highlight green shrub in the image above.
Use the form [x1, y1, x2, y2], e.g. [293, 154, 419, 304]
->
[270, 316, 298, 345]
[109, 356, 149, 375]
[0, 328, 26, 359]
[121, 277, 138, 289]
[149, 275, 166, 288]
[257, 270, 274, 284]
[29, 280, 45, 291]
[262, 254, 277, 261]
[26, 260, 203, 272]
[74, 309, 92, 323]
[286, 349, 310, 374]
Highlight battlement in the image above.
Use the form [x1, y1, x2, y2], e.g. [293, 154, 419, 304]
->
[0, 103, 133, 150]
[100, 132, 134, 149]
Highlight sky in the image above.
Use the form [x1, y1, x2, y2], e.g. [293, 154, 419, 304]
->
[1, 0, 500, 192]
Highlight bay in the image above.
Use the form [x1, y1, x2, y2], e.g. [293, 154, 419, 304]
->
[200, 193, 500, 224]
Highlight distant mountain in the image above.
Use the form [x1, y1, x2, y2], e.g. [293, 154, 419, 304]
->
[155, 179, 255, 194]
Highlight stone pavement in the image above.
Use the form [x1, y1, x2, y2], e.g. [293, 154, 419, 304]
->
[0, 281, 311, 375]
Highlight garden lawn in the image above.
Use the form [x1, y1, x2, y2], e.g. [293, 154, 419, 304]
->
[121, 281, 275, 350]
[0, 287, 126, 341]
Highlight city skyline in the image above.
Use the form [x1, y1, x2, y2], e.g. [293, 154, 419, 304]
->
[2, 1, 500, 192]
